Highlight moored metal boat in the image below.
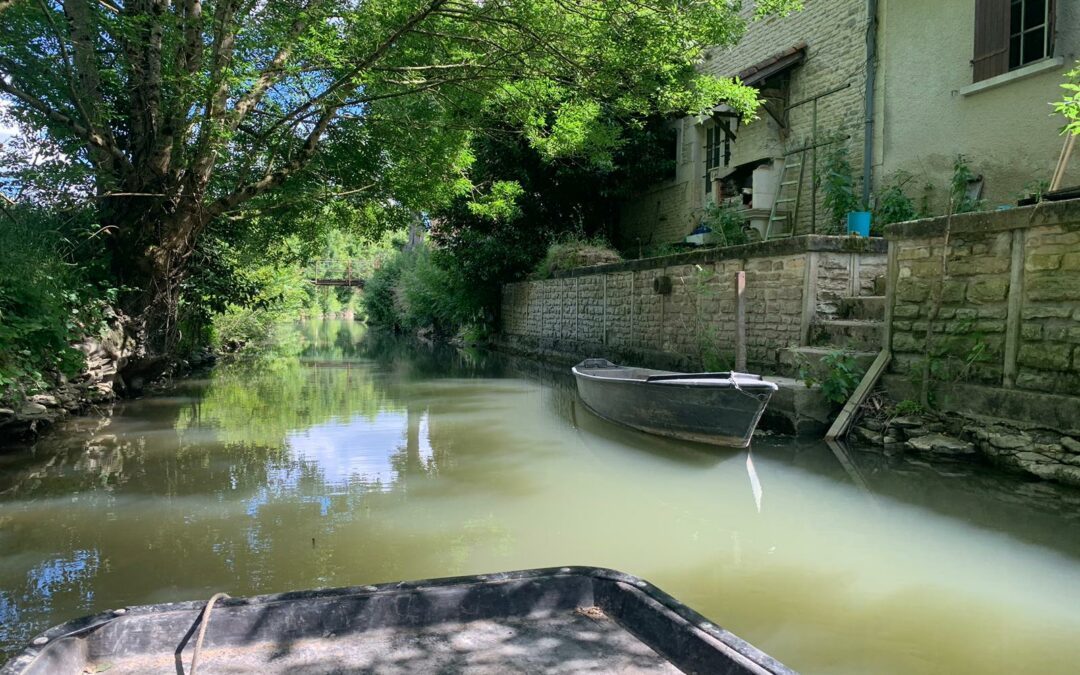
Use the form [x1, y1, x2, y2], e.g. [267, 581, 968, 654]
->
[572, 359, 778, 448]
[2, 567, 793, 675]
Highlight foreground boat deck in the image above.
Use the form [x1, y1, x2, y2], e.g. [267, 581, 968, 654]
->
[3, 567, 792, 675]
[93, 612, 682, 674]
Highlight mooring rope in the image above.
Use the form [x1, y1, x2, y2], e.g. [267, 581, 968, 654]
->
[730, 376, 770, 403]
[190, 592, 230, 675]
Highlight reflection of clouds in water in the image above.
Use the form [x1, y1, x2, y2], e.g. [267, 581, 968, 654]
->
[25, 549, 100, 603]
[245, 411, 433, 517]
[286, 411, 432, 487]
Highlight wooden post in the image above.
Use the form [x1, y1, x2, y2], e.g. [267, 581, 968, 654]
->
[800, 252, 819, 346]
[882, 240, 899, 352]
[1003, 228, 1026, 388]
[735, 271, 747, 371]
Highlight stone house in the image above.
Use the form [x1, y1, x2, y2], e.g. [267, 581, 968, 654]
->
[617, 0, 1080, 249]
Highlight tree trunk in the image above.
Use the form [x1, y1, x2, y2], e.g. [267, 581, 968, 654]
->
[104, 195, 205, 383]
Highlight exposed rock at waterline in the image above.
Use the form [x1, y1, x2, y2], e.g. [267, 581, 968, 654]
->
[906, 434, 976, 456]
[28, 394, 59, 408]
[849, 406, 1080, 488]
[18, 402, 49, 417]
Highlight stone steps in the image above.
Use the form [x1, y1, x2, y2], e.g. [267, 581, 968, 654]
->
[837, 295, 886, 321]
[777, 346, 878, 379]
[810, 319, 883, 352]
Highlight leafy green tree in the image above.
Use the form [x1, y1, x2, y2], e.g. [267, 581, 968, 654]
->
[0, 0, 799, 361]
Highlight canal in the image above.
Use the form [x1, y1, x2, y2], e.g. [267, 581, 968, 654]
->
[2, 320, 1080, 673]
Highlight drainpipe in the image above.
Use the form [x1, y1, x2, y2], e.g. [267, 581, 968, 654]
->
[862, 0, 879, 209]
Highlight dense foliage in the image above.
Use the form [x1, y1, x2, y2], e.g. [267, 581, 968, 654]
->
[0, 0, 801, 358]
[0, 208, 110, 398]
[531, 237, 622, 280]
[0, 0, 803, 362]
[363, 242, 481, 337]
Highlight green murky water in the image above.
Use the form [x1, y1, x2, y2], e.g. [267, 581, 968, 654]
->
[2, 320, 1080, 673]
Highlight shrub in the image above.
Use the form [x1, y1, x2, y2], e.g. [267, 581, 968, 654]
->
[700, 201, 749, 246]
[0, 210, 105, 398]
[950, 155, 985, 214]
[531, 236, 621, 279]
[820, 145, 862, 233]
[798, 350, 865, 405]
[873, 175, 918, 232]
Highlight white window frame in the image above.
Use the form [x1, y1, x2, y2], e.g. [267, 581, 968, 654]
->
[1009, 0, 1053, 70]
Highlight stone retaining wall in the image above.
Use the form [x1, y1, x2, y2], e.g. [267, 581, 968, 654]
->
[500, 236, 887, 371]
[884, 199, 1080, 434]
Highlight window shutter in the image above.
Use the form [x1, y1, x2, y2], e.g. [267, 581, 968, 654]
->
[972, 0, 1010, 82]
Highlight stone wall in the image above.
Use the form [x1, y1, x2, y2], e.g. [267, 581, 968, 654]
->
[617, 0, 869, 247]
[884, 199, 1080, 434]
[501, 236, 887, 372]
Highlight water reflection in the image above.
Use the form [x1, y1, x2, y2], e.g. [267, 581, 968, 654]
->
[2, 320, 1080, 674]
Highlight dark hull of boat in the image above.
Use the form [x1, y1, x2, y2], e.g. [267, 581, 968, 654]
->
[2, 567, 792, 675]
[573, 362, 775, 448]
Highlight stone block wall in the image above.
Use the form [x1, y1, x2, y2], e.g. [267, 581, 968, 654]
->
[500, 236, 887, 372]
[885, 200, 1080, 430]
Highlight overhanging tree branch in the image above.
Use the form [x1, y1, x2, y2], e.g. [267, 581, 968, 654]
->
[0, 66, 132, 174]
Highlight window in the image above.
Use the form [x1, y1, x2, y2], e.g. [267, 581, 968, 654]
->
[1009, 0, 1051, 70]
[704, 121, 732, 193]
[662, 127, 678, 181]
[973, 0, 1055, 82]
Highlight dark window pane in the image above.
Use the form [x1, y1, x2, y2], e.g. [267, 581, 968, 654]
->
[1011, 0, 1023, 35]
[1010, 35, 1022, 69]
[1024, 0, 1046, 30]
[1022, 27, 1045, 64]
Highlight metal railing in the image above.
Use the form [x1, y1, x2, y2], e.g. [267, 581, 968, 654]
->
[305, 259, 367, 287]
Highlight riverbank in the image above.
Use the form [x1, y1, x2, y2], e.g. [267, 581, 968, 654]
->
[848, 404, 1080, 487]
[0, 312, 215, 447]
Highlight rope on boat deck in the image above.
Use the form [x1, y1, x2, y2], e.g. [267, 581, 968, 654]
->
[190, 592, 230, 675]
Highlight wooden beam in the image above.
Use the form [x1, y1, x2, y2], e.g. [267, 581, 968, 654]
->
[825, 349, 891, 442]
[1050, 133, 1076, 192]
[800, 252, 819, 346]
[734, 271, 747, 371]
[1003, 228, 1026, 388]
[882, 240, 899, 352]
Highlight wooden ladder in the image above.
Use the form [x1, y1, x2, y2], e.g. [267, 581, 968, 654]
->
[765, 153, 806, 240]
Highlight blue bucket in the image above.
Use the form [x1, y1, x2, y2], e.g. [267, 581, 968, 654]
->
[847, 211, 871, 237]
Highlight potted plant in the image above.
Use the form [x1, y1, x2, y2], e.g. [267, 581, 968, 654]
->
[820, 145, 870, 236]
